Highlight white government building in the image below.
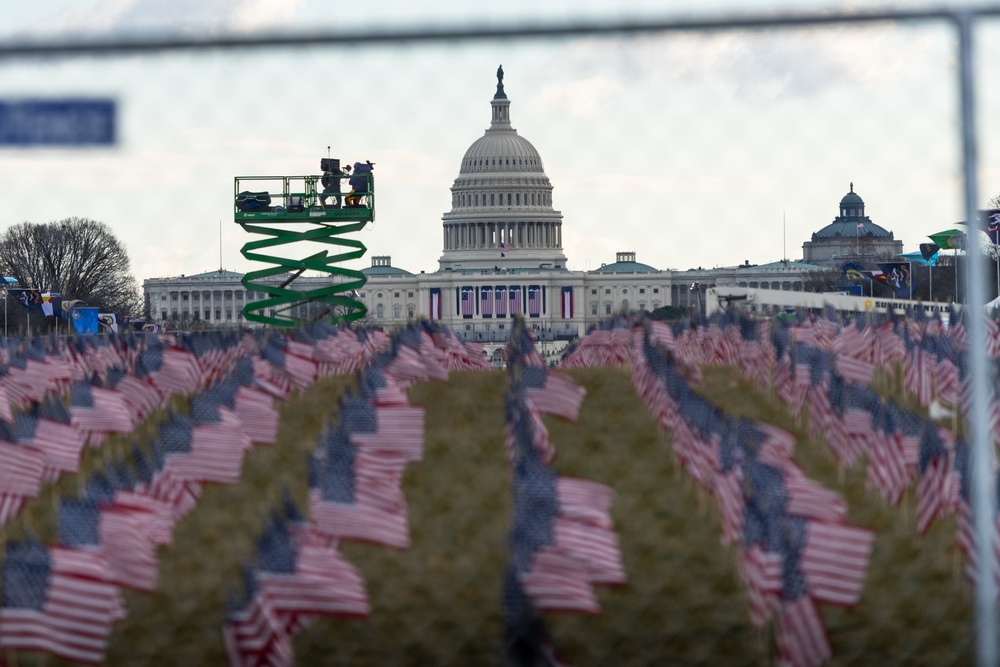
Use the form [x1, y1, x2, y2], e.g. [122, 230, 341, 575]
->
[144, 69, 901, 343]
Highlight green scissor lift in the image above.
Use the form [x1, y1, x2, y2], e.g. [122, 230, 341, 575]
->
[234, 159, 372, 327]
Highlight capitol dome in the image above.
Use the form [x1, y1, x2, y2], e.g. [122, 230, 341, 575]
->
[460, 130, 544, 174]
[438, 67, 567, 272]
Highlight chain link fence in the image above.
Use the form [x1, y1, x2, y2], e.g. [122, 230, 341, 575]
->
[2, 4, 1000, 665]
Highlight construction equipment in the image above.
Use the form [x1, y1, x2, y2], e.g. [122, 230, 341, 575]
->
[234, 157, 373, 327]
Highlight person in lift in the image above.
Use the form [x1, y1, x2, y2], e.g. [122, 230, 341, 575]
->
[346, 161, 373, 207]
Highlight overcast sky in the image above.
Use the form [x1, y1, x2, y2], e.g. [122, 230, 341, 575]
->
[1, 0, 999, 288]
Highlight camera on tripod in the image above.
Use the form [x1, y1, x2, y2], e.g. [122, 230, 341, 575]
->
[319, 157, 345, 208]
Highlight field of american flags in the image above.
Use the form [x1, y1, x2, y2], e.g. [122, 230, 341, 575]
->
[0, 313, 981, 666]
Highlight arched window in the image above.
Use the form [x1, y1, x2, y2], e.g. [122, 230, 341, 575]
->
[491, 193, 495, 206]
[516, 193, 520, 205]
[376, 304, 384, 318]
[507, 193, 511, 206]
[475, 194, 479, 206]
[622, 299, 629, 311]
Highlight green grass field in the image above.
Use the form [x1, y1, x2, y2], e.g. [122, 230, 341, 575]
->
[1, 364, 976, 666]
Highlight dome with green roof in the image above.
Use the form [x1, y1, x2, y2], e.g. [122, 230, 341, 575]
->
[361, 256, 412, 277]
[589, 252, 659, 274]
[812, 183, 893, 240]
[802, 183, 903, 265]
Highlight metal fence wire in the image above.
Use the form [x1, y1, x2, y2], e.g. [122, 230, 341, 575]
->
[2, 4, 1000, 666]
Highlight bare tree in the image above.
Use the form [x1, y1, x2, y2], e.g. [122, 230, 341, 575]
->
[0, 217, 141, 317]
[801, 268, 843, 293]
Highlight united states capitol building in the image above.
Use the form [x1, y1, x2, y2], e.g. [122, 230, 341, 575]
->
[143, 69, 902, 343]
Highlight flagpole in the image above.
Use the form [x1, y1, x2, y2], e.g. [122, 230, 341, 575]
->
[955, 249, 959, 302]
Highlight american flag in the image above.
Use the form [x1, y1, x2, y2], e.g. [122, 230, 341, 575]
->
[800, 522, 874, 607]
[777, 595, 832, 667]
[501, 567, 567, 667]
[494, 286, 507, 317]
[0, 438, 44, 526]
[509, 286, 522, 316]
[146, 436, 203, 522]
[628, 320, 878, 667]
[309, 421, 411, 549]
[189, 400, 252, 483]
[527, 285, 541, 317]
[223, 565, 294, 667]
[461, 286, 475, 318]
[68, 381, 134, 448]
[481, 285, 493, 317]
[1, 540, 124, 665]
[505, 324, 625, 620]
[916, 422, 955, 535]
[866, 401, 914, 505]
[741, 544, 783, 626]
[26, 397, 87, 483]
[521, 366, 586, 422]
[61, 492, 160, 594]
[254, 517, 369, 633]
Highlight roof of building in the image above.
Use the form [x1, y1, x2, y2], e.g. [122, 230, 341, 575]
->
[840, 189, 864, 208]
[589, 259, 660, 274]
[437, 265, 572, 276]
[813, 219, 894, 240]
[752, 259, 827, 270]
[173, 269, 245, 280]
[361, 264, 413, 277]
[813, 183, 895, 240]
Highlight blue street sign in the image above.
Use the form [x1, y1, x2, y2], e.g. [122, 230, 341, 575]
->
[0, 99, 116, 146]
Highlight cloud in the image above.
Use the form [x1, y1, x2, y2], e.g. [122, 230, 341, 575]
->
[20, 0, 307, 36]
[542, 24, 941, 105]
[535, 76, 623, 118]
